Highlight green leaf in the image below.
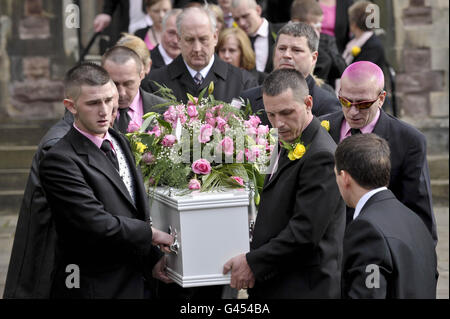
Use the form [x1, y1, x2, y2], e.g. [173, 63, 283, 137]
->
[197, 85, 209, 103]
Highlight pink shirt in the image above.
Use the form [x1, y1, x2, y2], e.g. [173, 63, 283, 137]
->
[116, 89, 144, 127]
[339, 108, 381, 142]
[73, 123, 116, 152]
[320, 3, 336, 37]
[144, 32, 156, 50]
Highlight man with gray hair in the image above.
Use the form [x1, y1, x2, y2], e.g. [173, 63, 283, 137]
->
[142, 6, 257, 103]
[149, 9, 183, 70]
[241, 21, 341, 126]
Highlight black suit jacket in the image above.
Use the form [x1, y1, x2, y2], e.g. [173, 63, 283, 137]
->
[319, 110, 437, 244]
[240, 74, 341, 126]
[334, 0, 354, 53]
[150, 45, 168, 71]
[315, 33, 347, 87]
[246, 117, 346, 298]
[39, 127, 163, 298]
[342, 189, 437, 298]
[3, 112, 73, 299]
[353, 33, 386, 70]
[142, 54, 258, 103]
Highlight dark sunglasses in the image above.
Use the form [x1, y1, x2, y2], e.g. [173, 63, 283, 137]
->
[338, 92, 383, 110]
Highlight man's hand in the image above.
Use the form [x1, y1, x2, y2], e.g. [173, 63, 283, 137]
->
[152, 256, 173, 284]
[93, 13, 112, 32]
[152, 227, 174, 253]
[223, 253, 255, 290]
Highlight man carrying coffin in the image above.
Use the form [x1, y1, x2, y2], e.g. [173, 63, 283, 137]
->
[224, 68, 345, 298]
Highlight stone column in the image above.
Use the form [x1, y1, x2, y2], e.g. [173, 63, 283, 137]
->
[393, 0, 449, 155]
[4, 0, 70, 121]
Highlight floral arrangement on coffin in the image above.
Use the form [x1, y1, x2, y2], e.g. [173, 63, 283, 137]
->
[125, 82, 276, 205]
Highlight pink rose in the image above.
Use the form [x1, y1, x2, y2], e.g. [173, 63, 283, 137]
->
[192, 159, 211, 175]
[127, 120, 140, 133]
[245, 146, 261, 162]
[215, 116, 228, 133]
[230, 176, 244, 186]
[161, 134, 176, 147]
[205, 112, 216, 127]
[217, 137, 234, 156]
[148, 125, 161, 137]
[198, 124, 213, 143]
[244, 115, 261, 128]
[256, 137, 267, 146]
[188, 179, 201, 190]
[163, 105, 177, 124]
[187, 104, 198, 118]
[212, 104, 224, 114]
[236, 150, 244, 162]
[246, 127, 257, 136]
[142, 152, 155, 165]
[257, 125, 269, 135]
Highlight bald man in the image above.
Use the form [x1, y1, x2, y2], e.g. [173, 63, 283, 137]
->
[320, 61, 437, 245]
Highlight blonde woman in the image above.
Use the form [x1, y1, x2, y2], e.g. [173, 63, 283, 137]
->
[116, 33, 152, 75]
[216, 27, 266, 85]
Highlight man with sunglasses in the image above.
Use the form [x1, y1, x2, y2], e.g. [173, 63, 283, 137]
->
[320, 61, 437, 246]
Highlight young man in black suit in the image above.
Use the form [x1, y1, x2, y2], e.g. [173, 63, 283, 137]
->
[230, 0, 283, 74]
[142, 6, 258, 103]
[335, 133, 438, 298]
[241, 22, 341, 127]
[224, 69, 345, 298]
[319, 61, 437, 245]
[39, 63, 173, 298]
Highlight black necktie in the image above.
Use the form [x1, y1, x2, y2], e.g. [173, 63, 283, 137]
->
[350, 128, 362, 135]
[117, 107, 131, 134]
[101, 140, 119, 171]
[249, 35, 258, 49]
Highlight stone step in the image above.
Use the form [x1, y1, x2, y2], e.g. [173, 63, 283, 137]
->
[428, 155, 449, 180]
[0, 190, 23, 216]
[0, 146, 36, 170]
[0, 125, 49, 147]
[0, 169, 29, 192]
[431, 180, 449, 207]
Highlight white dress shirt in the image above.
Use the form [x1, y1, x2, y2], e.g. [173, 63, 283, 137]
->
[158, 44, 174, 66]
[184, 55, 215, 81]
[252, 18, 269, 72]
[353, 187, 388, 220]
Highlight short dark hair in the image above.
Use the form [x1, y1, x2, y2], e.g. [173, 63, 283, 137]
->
[262, 68, 309, 103]
[101, 46, 143, 74]
[348, 0, 374, 32]
[335, 133, 391, 189]
[290, 0, 323, 22]
[64, 62, 111, 100]
[276, 21, 319, 52]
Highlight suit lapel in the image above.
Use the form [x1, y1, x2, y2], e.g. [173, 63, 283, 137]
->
[328, 111, 343, 144]
[372, 109, 390, 142]
[68, 128, 138, 213]
[109, 129, 148, 220]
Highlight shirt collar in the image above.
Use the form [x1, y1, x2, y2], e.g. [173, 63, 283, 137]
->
[353, 186, 387, 220]
[158, 44, 174, 65]
[128, 89, 141, 113]
[184, 55, 215, 80]
[343, 108, 381, 136]
[73, 123, 113, 150]
[253, 18, 269, 38]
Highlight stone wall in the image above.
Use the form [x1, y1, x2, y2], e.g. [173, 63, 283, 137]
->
[393, 0, 449, 155]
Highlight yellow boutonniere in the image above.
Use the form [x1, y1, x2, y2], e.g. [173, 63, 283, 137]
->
[136, 141, 147, 154]
[321, 120, 330, 132]
[351, 46, 361, 57]
[288, 143, 306, 160]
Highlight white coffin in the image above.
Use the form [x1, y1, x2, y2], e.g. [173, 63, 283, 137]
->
[149, 187, 250, 287]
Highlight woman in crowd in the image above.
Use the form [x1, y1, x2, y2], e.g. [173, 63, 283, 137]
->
[216, 27, 266, 85]
[135, 0, 172, 50]
[116, 33, 152, 75]
[318, 0, 354, 53]
[342, 0, 386, 70]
